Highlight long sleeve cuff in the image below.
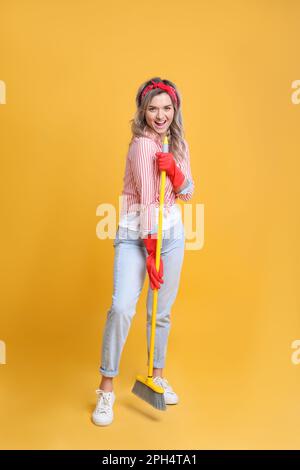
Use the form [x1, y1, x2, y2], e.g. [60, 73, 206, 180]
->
[175, 178, 194, 195]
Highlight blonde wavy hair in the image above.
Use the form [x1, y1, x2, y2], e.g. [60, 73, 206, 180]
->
[129, 77, 187, 164]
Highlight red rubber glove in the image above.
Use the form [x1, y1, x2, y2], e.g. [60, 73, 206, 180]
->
[155, 151, 185, 190]
[142, 234, 164, 290]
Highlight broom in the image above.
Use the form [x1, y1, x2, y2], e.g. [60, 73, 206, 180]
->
[131, 135, 169, 411]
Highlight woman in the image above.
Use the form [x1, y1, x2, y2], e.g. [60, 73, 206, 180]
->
[92, 77, 195, 426]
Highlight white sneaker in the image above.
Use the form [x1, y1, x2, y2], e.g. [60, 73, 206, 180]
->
[153, 376, 179, 405]
[92, 389, 115, 426]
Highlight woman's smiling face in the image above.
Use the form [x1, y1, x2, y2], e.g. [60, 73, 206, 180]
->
[145, 93, 175, 138]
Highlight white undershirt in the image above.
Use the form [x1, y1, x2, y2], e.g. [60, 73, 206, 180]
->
[118, 204, 182, 234]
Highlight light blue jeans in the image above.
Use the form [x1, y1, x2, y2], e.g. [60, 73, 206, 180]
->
[99, 220, 185, 377]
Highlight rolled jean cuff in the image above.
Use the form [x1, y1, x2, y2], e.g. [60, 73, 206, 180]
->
[147, 360, 165, 369]
[99, 367, 119, 377]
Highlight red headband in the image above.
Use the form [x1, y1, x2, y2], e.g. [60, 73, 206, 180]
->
[141, 80, 178, 105]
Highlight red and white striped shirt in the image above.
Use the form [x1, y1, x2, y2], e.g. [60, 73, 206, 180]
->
[119, 130, 195, 237]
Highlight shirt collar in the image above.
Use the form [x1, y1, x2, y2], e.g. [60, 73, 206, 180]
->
[143, 126, 168, 147]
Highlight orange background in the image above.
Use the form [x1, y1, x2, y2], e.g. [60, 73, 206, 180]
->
[1, 0, 300, 449]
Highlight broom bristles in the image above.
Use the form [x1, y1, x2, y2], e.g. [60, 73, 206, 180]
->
[132, 380, 166, 411]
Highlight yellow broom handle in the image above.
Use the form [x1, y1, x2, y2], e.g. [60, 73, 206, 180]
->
[148, 136, 168, 378]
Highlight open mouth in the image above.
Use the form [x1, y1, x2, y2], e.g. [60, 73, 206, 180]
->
[154, 120, 167, 128]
